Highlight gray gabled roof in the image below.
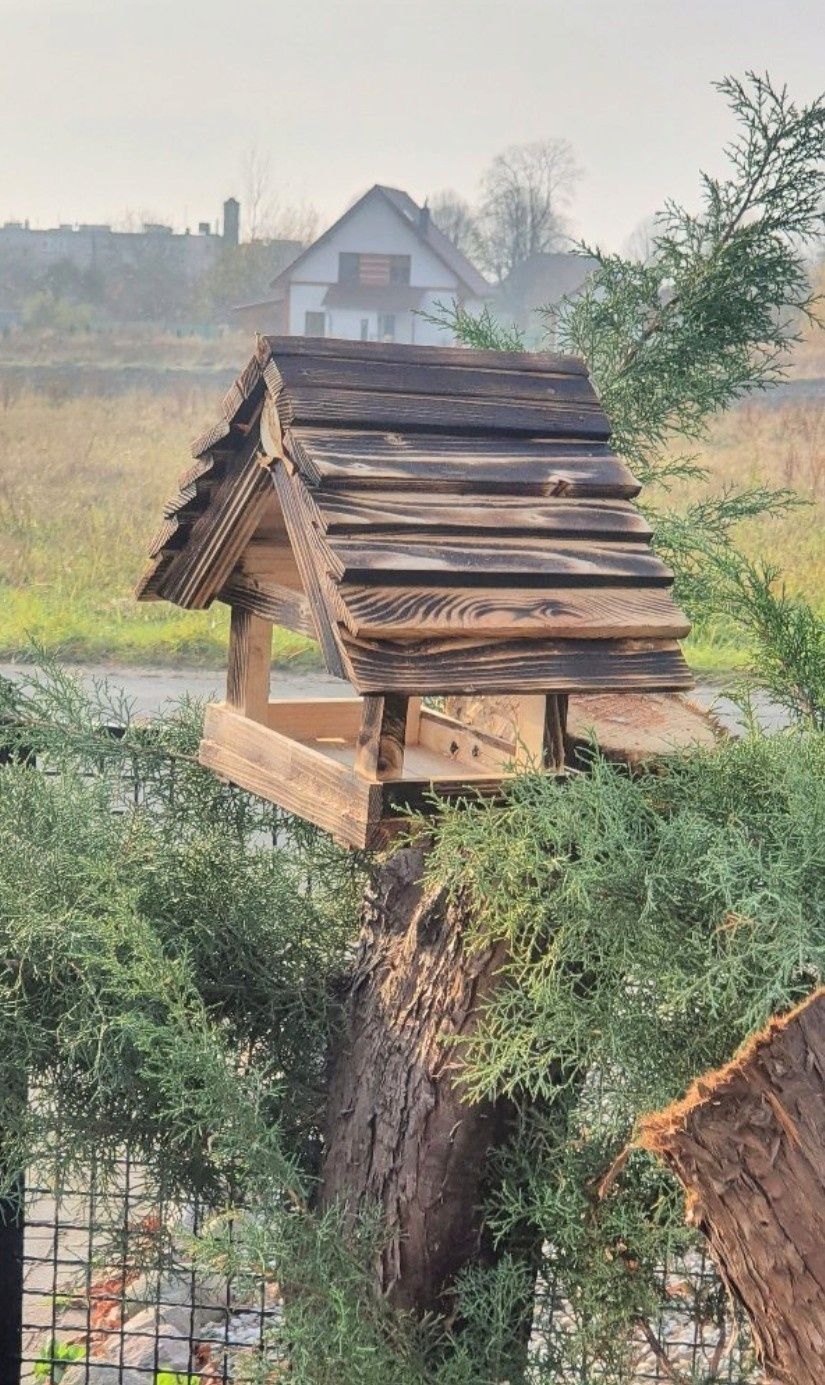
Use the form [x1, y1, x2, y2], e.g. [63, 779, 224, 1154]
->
[268, 184, 491, 300]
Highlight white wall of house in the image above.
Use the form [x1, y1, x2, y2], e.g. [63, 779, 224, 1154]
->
[284, 192, 484, 344]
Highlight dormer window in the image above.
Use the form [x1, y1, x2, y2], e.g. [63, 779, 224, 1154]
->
[338, 253, 411, 286]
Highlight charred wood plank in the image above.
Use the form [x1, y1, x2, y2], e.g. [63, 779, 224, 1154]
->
[336, 584, 690, 641]
[325, 537, 674, 587]
[313, 493, 652, 541]
[340, 634, 692, 695]
[278, 385, 610, 439]
[287, 430, 639, 497]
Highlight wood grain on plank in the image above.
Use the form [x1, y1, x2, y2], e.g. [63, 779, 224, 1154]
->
[313, 492, 652, 540]
[278, 385, 610, 439]
[200, 703, 381, 848]
[354, 694, 409, 779]
[226, 608, 272, 720]
[287, 430, 639, 497]
[219, 571, 317, 640]
[325, 537, 674, 586]
[264, 334, 588, 376]
[336, 584, 690, 640]
[340, 634, 692, 695]
[274, 353, 599, 406]
[157, 442, 273, 608]
[272, 463, 347, 678]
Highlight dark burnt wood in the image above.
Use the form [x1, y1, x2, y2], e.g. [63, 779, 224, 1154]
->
[287, 430, 639, 497]
[136, 337, 691, 700]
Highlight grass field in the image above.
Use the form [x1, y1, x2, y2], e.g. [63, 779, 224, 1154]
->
[0, 384, 315, 667]
[1, 367, 823, 673]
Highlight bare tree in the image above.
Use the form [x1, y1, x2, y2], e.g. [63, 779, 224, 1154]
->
[623, 214, 659, 264]
[242, 144, 273, 242]
[242, 144, 319, 246]
[427, 189, 481, 260]
[477, 139, 580, 281]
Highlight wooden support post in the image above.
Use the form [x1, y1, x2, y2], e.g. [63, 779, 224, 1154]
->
[512, 694, 569, 772]
[226, 607, 272, 720]
[640, 987, 825, 1385]
[354, 694, 409, 780]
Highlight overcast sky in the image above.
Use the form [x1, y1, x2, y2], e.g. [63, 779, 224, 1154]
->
[1, 0, 822, 252]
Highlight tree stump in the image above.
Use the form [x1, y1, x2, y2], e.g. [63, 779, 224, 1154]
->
[640, 988, 825, 1385]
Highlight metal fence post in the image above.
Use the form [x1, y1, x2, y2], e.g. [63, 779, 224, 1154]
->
[0, 1174, 24, 1385]
[0, 739, 24, 1383]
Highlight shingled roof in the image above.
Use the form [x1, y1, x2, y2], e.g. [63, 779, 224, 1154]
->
[137, 336, 691, 696]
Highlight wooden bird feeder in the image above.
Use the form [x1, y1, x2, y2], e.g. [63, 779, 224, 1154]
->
[136, 337, 692, 848]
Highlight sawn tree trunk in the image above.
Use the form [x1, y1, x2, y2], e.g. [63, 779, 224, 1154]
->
[640, 987, 825, 1385]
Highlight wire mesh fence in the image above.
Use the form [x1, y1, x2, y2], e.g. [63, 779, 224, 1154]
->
[19, 1152, 277, 1383]
[0, 718, 763, 1383]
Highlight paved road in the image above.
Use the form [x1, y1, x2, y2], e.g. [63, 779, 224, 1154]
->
[0, 661, 789, 735]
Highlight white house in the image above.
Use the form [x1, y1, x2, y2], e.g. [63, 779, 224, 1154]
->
[233, 185, 490, 345]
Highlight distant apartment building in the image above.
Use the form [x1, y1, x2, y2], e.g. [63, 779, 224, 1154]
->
[0, 198, 302, 323]
[234, 185, 491, 345]
[0, 198, 239, 280]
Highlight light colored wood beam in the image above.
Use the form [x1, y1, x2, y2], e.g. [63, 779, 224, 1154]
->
[226, 607, 272, 721]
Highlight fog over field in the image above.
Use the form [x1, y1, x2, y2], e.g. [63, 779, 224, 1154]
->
[1, 0, 823, 249]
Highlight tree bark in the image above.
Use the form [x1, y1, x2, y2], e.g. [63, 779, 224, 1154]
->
[640, 987, 825, 1385]
[318, 842, 514, 1317]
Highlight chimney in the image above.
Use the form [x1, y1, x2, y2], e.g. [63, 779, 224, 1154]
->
[418, 201, 431, 234]
[223, 196, 240, 247]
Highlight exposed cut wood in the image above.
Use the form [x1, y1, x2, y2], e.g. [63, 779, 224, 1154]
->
[444, 692, 720, 767]
[219, 572, 316, 639]
[200, 702, 503, 849]
[640, 989, 825, 1385]
[510, 694, 570, 771]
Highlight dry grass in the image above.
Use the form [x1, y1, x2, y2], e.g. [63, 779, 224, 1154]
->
[0, 386, 316, 666]
[666, 393, 825, 671]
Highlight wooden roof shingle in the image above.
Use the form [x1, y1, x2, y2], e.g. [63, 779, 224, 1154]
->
[137, 336, 691, 696]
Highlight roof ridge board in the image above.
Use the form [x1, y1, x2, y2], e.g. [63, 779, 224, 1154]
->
[271, 353, 597, 406]
[264, 334, 588, 377]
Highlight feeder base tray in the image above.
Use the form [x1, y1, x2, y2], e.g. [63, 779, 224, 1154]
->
[199, 698, 512, 849]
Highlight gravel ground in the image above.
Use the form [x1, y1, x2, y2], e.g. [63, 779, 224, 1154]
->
[0, 660, 790, 734]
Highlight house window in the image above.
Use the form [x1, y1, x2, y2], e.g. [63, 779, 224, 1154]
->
[338, 252, 360, 284]
[337, 253, 411, 287]
[360, 318, 369, 341]
[304, 311, 326, 337]
[377, 314, 396, 342]
[389, 255, 411, 285]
